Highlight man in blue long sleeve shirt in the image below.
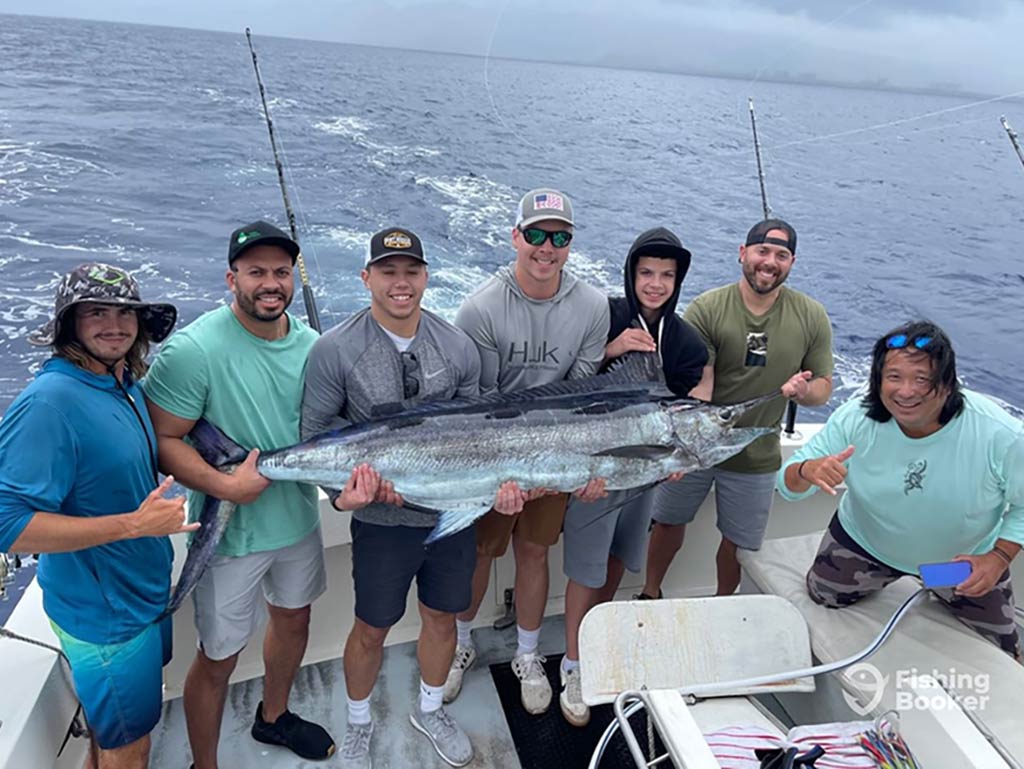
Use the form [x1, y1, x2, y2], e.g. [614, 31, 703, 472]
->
[778, 320, 1023, 659]
[0, 263, 194, 768]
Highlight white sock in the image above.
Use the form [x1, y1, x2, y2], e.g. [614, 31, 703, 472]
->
[515, 625, 540, 657]
[456, 619, 473, 648]
[347, 694, 372, 725]
[561, 656, 579, 674]
[419, 678, 444, 714]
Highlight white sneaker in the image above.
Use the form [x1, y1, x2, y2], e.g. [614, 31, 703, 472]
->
[559, 665, 590, 726]
[443, 644, 477, 703]
[338, 721, 373, 769]
[511, 651, 551, 714]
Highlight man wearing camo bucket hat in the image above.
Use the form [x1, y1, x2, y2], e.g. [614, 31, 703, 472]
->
[0, 262, 193, 769]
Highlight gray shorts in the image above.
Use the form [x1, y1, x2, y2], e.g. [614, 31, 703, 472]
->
[651, 467, 775, 551]
[563, 487, 656, 588]
[192, 526, 327, 661]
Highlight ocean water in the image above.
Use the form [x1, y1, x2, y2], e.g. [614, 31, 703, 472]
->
[1, 13, 1023, 418]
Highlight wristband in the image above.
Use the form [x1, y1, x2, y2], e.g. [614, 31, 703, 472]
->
[797, 460, 809, 481]
[992, 546, 1014, 565]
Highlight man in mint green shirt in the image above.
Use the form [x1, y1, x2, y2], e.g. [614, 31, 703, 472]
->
[779, 320, 1023, 659]
[144, 221, 334, 768]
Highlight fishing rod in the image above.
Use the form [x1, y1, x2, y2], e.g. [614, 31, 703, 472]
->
[747, 98, 798, 436]
[244, 27, 322, 333]
[1000, 116, 1024, 172]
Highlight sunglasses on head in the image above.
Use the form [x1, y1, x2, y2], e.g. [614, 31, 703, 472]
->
[885, 333, 933, 350]
[519, 227, 573, 248]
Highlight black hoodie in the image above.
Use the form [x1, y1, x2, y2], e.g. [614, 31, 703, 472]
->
[604, 227, 708, 397]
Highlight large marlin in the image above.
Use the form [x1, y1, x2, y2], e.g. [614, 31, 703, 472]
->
[162, 356, 779, 616]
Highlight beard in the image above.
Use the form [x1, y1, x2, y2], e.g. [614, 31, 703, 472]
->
[236, 287, 293, 322]
[742, 261, 790, 295]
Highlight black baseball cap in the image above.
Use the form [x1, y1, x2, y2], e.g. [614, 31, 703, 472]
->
[745, 218, 797, 254]
[366, 227, 428, 267]
[228, 220, 300, 265]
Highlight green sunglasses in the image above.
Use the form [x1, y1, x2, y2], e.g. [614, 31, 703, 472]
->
[520, 227, 573, 248]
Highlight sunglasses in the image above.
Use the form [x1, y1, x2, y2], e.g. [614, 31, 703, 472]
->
[519, 227, 573, 248]
[885, 333, 933, 350]
[400, 351, 420, 399]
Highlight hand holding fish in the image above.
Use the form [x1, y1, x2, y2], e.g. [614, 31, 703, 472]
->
[130, 475, 196, 537]
[796, 445, 855, 496]
[374, 479, 404, 507]
[574, 477, 608, 503]
[493, 481, 527, 516]
[665, 471, 686, 483]
[605, 328, 657, 360]
[333, 463, 389, 511]
[227, 449, 271, 504]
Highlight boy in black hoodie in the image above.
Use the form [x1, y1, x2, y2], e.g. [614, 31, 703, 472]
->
[557, 227, 708, 726]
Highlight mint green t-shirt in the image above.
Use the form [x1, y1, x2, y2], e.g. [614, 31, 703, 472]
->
[684, 283, 833, 473]
[143, 305, 319, 557]
[778, 391, 1024, 574]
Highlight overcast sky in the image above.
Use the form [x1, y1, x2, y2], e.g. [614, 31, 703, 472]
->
[5, 0, 1024, 93]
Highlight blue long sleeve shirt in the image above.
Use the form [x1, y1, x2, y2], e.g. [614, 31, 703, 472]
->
[0, 358, 172, 644]
[777, 390, 1024, 574]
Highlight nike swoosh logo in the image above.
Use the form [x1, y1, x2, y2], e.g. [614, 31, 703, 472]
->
[424, 368, 446, 380]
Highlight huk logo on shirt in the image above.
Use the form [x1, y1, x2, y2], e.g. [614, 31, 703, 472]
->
[904, 460, 927, 495]
[508, 340, 560, 365]
[745, 331, 768, 367]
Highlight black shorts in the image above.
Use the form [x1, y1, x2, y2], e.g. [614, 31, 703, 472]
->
[351, 518, 476, 629]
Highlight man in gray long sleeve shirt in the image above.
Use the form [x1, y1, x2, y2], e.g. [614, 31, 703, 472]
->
[300, 227, 490, 768]
[445, 188, 611, 715]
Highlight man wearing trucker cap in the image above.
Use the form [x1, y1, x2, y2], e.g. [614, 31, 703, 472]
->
[448, 188, 611, 715]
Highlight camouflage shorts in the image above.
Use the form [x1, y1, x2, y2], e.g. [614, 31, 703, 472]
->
[807, 515, 1022, 660]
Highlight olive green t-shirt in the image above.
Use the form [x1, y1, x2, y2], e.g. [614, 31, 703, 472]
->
[143, 306, 320, 557]
[684, 283, 833, 473]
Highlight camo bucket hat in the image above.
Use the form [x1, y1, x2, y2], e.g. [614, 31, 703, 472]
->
[27, 263, 178, 347]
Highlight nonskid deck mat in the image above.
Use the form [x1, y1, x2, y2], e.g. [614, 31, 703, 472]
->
[489, 653, 671, 769]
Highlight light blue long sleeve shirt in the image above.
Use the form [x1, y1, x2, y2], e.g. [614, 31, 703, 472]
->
[777, 390, 1024, 574]
[0, 358, 172, 644]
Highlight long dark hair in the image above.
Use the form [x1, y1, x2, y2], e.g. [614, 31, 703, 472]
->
[861, 319, 964, 424]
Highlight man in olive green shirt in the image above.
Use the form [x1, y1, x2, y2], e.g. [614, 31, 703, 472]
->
[640, 218, 834, 597]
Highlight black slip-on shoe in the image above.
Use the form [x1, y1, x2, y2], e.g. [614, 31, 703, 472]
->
[251, 701, 336, 760]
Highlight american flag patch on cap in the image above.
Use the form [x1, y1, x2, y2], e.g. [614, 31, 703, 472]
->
[534, 193, 564, 211]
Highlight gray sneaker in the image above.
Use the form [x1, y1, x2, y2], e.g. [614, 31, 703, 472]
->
[409, 705, 473, 767]
[338, 721, 373, 769]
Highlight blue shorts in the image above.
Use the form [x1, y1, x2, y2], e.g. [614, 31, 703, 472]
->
[351, 519, 476, 629]
[50, 616, 172, 749]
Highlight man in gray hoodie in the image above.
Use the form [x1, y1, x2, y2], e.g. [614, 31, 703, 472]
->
[445, 188, 611, 715]
[301, 228, 522, 768]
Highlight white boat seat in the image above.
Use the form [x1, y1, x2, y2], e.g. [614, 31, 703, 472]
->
[739, 532, 1024, 763]
[578, 595, 815, 706]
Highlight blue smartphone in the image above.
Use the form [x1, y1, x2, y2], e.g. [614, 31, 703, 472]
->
[918, 561, 972, 588]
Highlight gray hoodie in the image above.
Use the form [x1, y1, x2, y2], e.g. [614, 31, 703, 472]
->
[454, 263, 610, 394]
[300, 307, 481, 527]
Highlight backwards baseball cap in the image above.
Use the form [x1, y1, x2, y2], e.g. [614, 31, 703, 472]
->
[366, 227, 428, 267]
[228, 220, 300, 265]
[28, 263, 177, 347]
[745, 218, 797, 254]
[515, 188, 574, 229]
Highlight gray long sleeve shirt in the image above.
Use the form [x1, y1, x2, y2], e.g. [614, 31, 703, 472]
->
[453, 263, 610, 394]
[300, 307, 481, 527]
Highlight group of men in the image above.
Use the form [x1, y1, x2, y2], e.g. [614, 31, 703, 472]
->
[0, 186, 1021, 769]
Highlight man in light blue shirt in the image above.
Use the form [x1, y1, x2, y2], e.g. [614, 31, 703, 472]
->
[779, 320, 1023, 659]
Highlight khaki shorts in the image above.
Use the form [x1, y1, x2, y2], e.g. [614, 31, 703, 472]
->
[475, 493, 570, 557]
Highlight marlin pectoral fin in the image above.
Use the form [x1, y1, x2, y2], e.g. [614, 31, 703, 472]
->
[421, 500, 496, 544]
[593, 444, 675, 460]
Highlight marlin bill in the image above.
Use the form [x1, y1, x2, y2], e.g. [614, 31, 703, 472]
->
[162, 358, 779, 615]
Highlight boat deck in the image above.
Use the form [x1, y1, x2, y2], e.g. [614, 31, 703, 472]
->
[150, 616, 571, 769]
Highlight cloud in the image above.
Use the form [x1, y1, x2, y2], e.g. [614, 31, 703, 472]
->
[658, 0, 1014, 26]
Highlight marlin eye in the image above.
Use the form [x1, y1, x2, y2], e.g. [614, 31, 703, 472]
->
[719, 408, 733, 421]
